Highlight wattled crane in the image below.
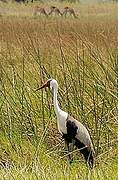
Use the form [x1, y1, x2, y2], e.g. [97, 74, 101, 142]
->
[37, 79, 95, 168]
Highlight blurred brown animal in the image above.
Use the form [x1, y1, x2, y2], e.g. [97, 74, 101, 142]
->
[63, 7, 78, 18]
[48, 6, 62, 16]
[34, 6, 48, 17]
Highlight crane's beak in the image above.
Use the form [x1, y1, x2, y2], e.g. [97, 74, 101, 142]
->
[35, 80, 50, 91]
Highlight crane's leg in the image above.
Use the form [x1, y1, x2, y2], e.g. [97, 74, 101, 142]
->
[83, 149, 94, 169]
[65, 140, 73, 164]
[87, 151, 94, 169]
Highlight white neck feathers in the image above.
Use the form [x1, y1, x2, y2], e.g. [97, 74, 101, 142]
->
[53, 85, 61, 116]
[52, 80, 68, 134]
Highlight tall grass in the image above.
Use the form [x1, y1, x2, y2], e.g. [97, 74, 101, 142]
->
[0, 2, 118, 179]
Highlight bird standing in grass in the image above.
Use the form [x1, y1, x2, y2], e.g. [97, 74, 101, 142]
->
[37, 79, 95, 168]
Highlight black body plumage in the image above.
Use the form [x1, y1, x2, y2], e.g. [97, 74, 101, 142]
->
[62, 115, 94, 168]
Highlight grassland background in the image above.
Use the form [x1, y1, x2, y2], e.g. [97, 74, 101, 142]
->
[0, 1, 118, 179]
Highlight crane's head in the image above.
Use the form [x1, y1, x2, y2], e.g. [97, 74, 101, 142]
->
[36, 79, 58, 91]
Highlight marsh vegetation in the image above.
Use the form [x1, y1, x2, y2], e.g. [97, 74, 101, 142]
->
[0, 1, 118, 179]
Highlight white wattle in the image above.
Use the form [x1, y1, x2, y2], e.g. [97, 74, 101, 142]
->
[53, 82, 68, 134]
